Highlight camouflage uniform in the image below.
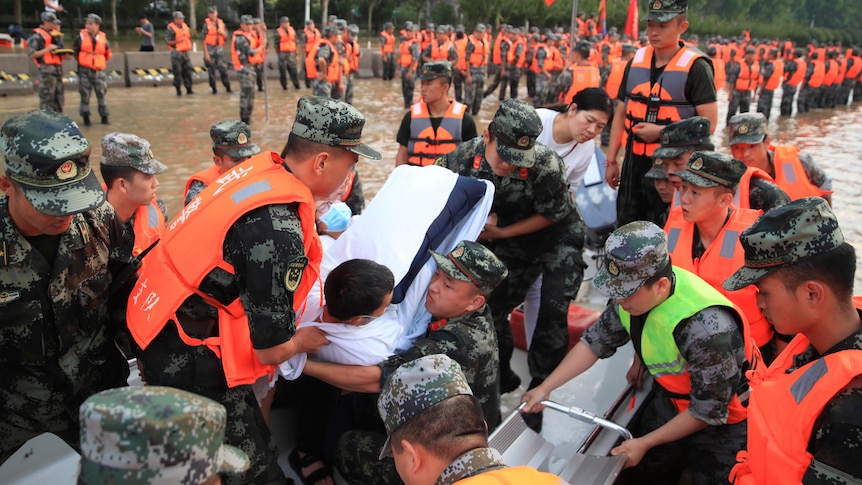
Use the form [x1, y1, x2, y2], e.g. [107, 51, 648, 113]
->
[78, 386, 250, 484]
[166, 16, 194, 95]
[0, 110, 133, 463]
[184, 120, 262, 206]
[312, 39, 335, 98]
[756, 55, 778, 120]
[588, 221, 748, 484]
[74, 17, 111, 123]
[201, 9, 232, 94]
[721, 198, 862, 484]
[725, 55, 755, 125]
[275, 17, 301, 90]
[400, 35, 421, 107]
[463, 27, 487, 116]
[27, 17, 64, 113]
[234, 17, 257, 124]
[252, 19, 265, 92]
[531, 44, 549, 106]
[439, 100, 586, 401]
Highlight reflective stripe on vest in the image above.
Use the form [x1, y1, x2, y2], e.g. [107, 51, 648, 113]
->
[127, 152, 322, 388]
[619, 267, 753, 424]
[665, 206, 771, 347]
[277, 26, 297, 53]
[563, 64, 601, 104]
[734, 334, 862, 484]
[406, 101, 467, 166]
[204, 18, 226, 47]
[77, 30, 109, 70]
[623, 45, 706, 157]
[168, 22, 192, 52]
[770, 145, 830, 200]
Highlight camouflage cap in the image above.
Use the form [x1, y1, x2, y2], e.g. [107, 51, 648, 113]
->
[488, 99, 542, 168]
[729, 112, 768, 145]
[430, 240, 508, 294]
[436, 24, 448, 34]
[78, 386, 250, 485]
[290, 96, 382, 160]
[644, 158, 669, 180]
[652, 116, 713, 159]
[100, 132, 168, 174]
[593, 221, 671, 299]
[1, 110, 104, 217]
[279, 16, 289, 23]
[210, 120, 261, 159]
[622, 43, 636, 53]
[207, 5, 218, 13]
[416, 60, 453, 81]
[172, 10, 185, 19]
[85, 13, 102, 24]
[644, 0, 688, 23]
[41, 11, 60, 23]
[377, 354, 473, 459]
[474, 23, 487, 33]
[252, 17, 261, 24]
[723, 197, 843, 291]
[240, 15, 253, 24]
[672, 150, 746, 189]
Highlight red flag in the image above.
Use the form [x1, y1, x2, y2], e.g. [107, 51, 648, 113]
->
[545, 0, 554, 6]
[625, 0, 639, 40]
[599, 0, 607, 38]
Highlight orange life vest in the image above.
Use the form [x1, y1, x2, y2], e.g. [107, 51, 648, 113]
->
[732, 167, 777, 210]
[562, 64, 601, 104]
[303, 27, 320, 54]
[507, 38, 526, 68]
[623, 44, 706, 157]
[406, 100, 467, 166]
[619, 266, 755, 424]
[232, 30, 262, 70]
[454, 37, 468, 71]
[547, 46, 563, 73]
[132, 199, 165, 274]
[184, 165, 221, 202]
[304, 38, 340, 82]
[735, 61, 760, 91]
[769, 145, 831, 200]
[822, 59, 839, 86]
[77, 29, 109, 70]
[346, 39, 360, 72]
[429, 39, 453, 61]
[399, 38, 417, 67]
[785, 58, 806, 87]
[762, 59, 784, 91]
[712, 57, 726, 91]
[380, 31, 395, 54]
[730, 334, 862, 485]
[418, 30, 433, 52]
[467, 35, 487, 68]
[127, 152, 322, 388]
[807, 60, 825, 88]
[845, 57, 862, 81]
[34, 27, 63, 66]
[665, 206, 772, 347]
[529, 44, 548, 73]
[491, 34, 506, 65]
[167, 22, 192, 52]
[604, 58, 627, 99]
[204, 17, 226, 47]
[277, 25, 297, 53]
[457, 465, 570, 484]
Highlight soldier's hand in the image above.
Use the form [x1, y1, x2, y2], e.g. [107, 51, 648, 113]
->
[605, 163, 620, 189]
[625, 354, 645, 390]
[611, 438, 649, 468]
[520, 387, 549, 413]
[47, 44, 58, 51]
[293, 326, 330, 354]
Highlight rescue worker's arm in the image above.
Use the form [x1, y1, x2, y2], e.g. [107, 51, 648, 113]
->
[694, 102, 719, 134]
[302, 360, 382, 393]
[202, 24, 211, 62]
[478, 213, 554, 241]
[256, 326, 330, 365]
[395, 145, 410, 166]
[611, 411, 708, 468]
[165, 27, 176, 48]
[394, 111, 412, 166]
[521, 341, 599, 412]
[605, 100, 627, 188]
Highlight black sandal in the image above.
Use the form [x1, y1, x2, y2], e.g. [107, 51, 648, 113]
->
[288, 448, 332, 485]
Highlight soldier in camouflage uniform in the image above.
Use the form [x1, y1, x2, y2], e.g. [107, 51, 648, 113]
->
[166, 11, 194, 96]
[28, 12, 65, 112]
[127, 96, 381, 485]
[373, 355, 568, 485]
[311, 26, 339, 98]
[523, 220, 752, 484]
[463, 24, 487, 116]
[274, 16, 301, 91]
[78, 386, 250, 484]
[0, 110, 133, 464]
[723, 197, 862, 485]
[74, 14, 111, 126]
[437, 99, 586, 433]
[234, 15, 259, 124]
[303, 241, 507, 484]
[184, 120, 261, 206]
[202, 6, 232, 95]
[252, 18, 266, 93]
[400, 25, 421, 108]
[653, 116, 790, 216]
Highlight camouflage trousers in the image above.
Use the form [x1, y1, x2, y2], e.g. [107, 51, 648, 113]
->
[171, 51, 193, 91]
[342, 72, 355, 105]
[798, 85, 816, 113]
[312, 77, 332, 98]
[726, 89, 751, 125]
[489, 230, 586, 389]
[205, 44, 231, 91]
[839, 78, 855, 106]
[238, 66, 256, 122]
[614, 388, 746, 485]
[533, 73, 551, 107]
[255, 64, 265, 91]
[507, 67, 522, 100]
[484, 67, 509, 101]
[400, 67, 415, 107]
[381, 53, 396, 81]
[277, 52, 300, 90]
[780, 83, 797, 116]
[854, 80, 862, 102]
[756, 89, 774, 120]
[453, 68, 466, 103]
[77, 67, 108, 118]
[38, 65, 63, 112]
[335, 430, 400, 485]
[463, 67, 485, 115]
[526, 69, 537, 98]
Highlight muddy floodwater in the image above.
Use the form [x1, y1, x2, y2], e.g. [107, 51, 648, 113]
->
[1, 76, 861, 286]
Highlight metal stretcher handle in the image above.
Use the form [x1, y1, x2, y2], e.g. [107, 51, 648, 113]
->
[519, 401, 634, 441]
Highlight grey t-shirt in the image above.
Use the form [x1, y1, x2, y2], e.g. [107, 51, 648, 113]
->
[140, 23, 154, 48]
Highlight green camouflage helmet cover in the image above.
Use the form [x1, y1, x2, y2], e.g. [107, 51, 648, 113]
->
[672, 150, 746, 190]
[723, 197, 844, 291]
[593, 221, 671, 299]
[209, 120, 261, 159]
[644, 0, 688, 23]
[291, 95, 382, 160]
[652, 116, 713, 159]
[100, 132, 168, 174]
[1, 110, 105, 216]
[488, 99, 542, 168]
[377, 354, 473, 460]
[430, 240, 508, 294]
[728, 112, 768, 145]
[78, 386, 250, 485]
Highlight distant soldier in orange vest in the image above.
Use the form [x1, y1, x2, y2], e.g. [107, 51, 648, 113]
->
[28, 12, 66, 112]
[232, 15, 263, 124]
[780, 47, 806, 116]
[755, 48, 783, 120]
[166, 11, 193, 96]
[726, 47, 758, 125]
[379, 22, 397, 81]
[74, 13, 111, 125]
[202, 6, 231, 95]
[275, 16, 301, 90]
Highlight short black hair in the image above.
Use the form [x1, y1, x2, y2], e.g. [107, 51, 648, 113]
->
[390, 394, 487, 460]
[99, 164, 139, 188]
[325, 259, 395, 321]
[776, 243, 856, 301]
